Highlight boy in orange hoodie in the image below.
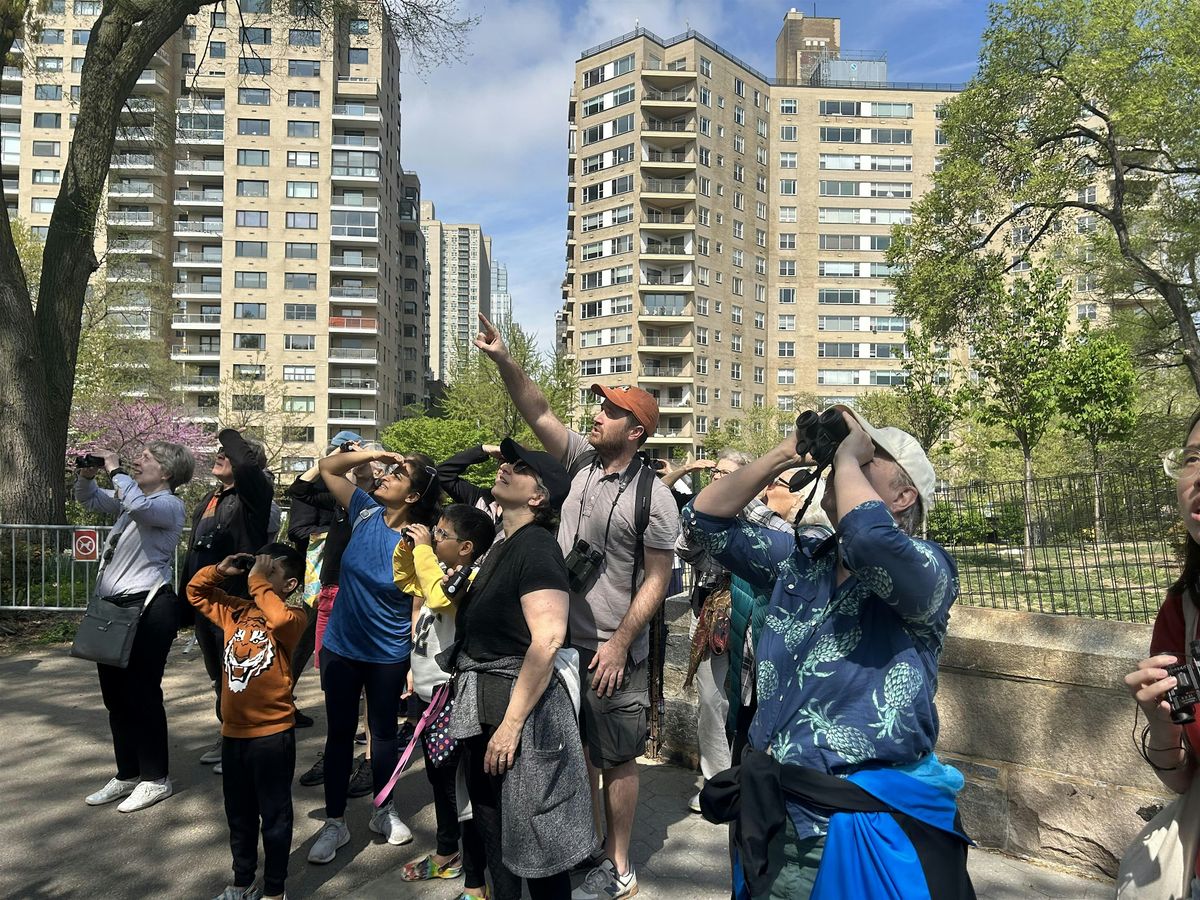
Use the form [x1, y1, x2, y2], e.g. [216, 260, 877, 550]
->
[188, 543, 308, 900]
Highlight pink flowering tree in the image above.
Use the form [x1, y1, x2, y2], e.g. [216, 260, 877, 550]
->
[69, 399, 212, 466]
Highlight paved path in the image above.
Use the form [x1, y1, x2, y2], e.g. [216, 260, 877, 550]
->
[1, 639, 1111, 899]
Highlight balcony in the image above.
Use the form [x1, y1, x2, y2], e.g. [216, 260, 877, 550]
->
[110, 153, 160, 172]
[182, 406, 220, 421]
[108, 210, 163, 229]
[115, 126, 155, 143]
[174, 220, 223, 236]
[109, 238, 164, 257]
[109, 181, 165, 201]
[170, 344, 220, 361]
[1, 66, 20, 82]
[640, 335, 693, 351]
[133, 69, 168, 93]
[642, 243, 691, 258]
[646, 429, 691, 443]
[330, 285, 378, 301]
[174, 159, 223, 176]
[328, 377, 378, 394]
[175, 189, 224, 205]
[642, 87, 694, 103]
[642, 210, 693, 231]
[643, 178, 694, 199]
[645, 149, 692, 164]
[106, 266, 158, 283]
[172, 283, 222, 299]
[331, 165, 379, 181]
[332, 133, 381, 149]
[656, 397, 694, 410]
[638, 364, 690, 381]
[176, 98, 225, 114]
[642, 118, 695, 134]
[329, 347, 378, 364]
[329, 316, 378, 333]
[640, 272, 693, 289]
[641, 59, 697, 80]
[175, 375, 221, 391]
[0, 93, 19, 117]
[335, 77, 378, 98]
[173, 251, 222, 267]
[330, 254, 378, 272]
[328, 408, 378, 425]
[171, 312, 221, 328]
[331, 195, 380, 209]
[332, 103, 381, 121]
[176, 127, 224, 144]
[122, 98, 157, 114]
[331, 224, 378, 242]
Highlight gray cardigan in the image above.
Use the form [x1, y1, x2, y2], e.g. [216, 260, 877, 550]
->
[449, 651, 598, 878]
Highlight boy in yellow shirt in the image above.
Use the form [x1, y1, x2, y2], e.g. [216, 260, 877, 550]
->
[392, 504, 495, 897]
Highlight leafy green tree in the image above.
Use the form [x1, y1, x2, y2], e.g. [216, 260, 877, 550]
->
[702, 400, 818, 460]
[960, 269, 1071, 557]
[856, 331, 960, 454]
[438, 320, 577, 449]
[379, 416, 495, 488]
[888, 0, 1200, 397]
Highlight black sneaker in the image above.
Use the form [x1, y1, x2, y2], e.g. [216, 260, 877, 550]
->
[397, 721, 416, 748]
[354, 731, 367, 745]
[294, 709, 314, 728]
[347, 755, 374, 799]
[299, 753, 325, 787]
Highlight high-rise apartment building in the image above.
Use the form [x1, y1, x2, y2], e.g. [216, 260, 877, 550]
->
[10, 0, 426, 473]
[420, 201, 491, 383]
[560, 12, 957, 459]
[490, 259, 512, 326]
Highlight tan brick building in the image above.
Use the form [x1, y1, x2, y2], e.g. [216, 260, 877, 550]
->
[9, 0, 427, 473]
[559, 12, 958, 460]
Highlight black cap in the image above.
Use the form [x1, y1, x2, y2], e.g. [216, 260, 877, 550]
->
[500, 438, 572, 510]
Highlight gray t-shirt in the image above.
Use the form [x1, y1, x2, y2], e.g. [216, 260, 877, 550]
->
[558, 431, 681, 664]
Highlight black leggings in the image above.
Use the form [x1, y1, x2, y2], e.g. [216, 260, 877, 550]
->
[223, 729, 296, 897]
[96, 589, 178, 781]
[464, 730, 572, 900]
[321, 647, 409, 818]
[290, 605, 318, 691]
[420, 714, 485, 890]
[195, 614, 224, 722]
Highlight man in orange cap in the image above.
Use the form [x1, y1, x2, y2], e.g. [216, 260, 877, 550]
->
[475, 314, 680, 900]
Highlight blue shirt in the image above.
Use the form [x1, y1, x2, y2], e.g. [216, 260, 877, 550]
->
[321, 489, 413, 664]
[683, 499, 958, 838]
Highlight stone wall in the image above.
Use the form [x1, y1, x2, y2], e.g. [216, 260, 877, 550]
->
[656, 596, 1168, 879]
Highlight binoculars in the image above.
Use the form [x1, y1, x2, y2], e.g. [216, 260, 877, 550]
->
[794, 409, 850, 467]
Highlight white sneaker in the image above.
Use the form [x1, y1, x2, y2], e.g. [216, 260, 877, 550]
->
[200, 740, 223, 765]
[572, 858, 638, 899]
[307, 819, 350, 864]
[117, 779, 173, 813]
[689, 791, 702, 813]
[85, 776, 138, 806]
[213, 760, 223, 775]
[368, 803, 413, 846]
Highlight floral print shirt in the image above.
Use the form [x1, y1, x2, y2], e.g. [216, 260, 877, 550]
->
[683, 499, 959, 837]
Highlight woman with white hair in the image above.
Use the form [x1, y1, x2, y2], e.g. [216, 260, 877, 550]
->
[75, 441, 196, 813]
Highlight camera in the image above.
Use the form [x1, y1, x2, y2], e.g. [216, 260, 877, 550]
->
[75, 454, 106, 469]
[564, 538, 605, 594]
[794, 408, 850, 467]
[1164, 643, 1200, 724]
[444, 565, 473, 598]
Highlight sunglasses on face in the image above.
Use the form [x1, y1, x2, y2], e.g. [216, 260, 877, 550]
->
[510, 460, 533, 475]
[215, 452, 227, 461]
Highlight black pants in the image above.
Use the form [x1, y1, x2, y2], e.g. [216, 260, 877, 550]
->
[464, 730, 571, 900]
[96, 589, 178, 781]
[223, 729, 296, 897]
[420, 712, 486, 890]
[320, 647, 408, 818]
[290, 605, 318, 691]
[195, 614, 225, 722]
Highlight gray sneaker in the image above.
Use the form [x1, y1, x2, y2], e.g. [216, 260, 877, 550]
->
[85, 777, 138, 806]
[572, 859, 638, 899]
[368, 803, 413, 846]
[212, 883, 262, 900]
[200, 739, 223, 765]
[307, 819, 350, 864]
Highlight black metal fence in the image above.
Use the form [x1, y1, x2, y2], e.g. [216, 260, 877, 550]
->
[928, 468, 1179, 622]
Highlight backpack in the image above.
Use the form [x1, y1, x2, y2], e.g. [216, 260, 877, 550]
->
[567, 450, 655, 595]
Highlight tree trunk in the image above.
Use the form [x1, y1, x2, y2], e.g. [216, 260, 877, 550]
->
[1022, 448, 1035, 573]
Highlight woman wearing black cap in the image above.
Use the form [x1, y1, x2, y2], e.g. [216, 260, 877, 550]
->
[448, 438, 597, 900]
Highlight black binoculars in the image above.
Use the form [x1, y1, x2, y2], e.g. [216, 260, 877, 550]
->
[794, 408, 850, 467]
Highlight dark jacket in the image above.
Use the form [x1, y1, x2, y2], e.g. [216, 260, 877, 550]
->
[286, 476, 360, 587]
[285, 476, 335, 554]
[179, 429, 273, 600]
[437, 445, 496, 518]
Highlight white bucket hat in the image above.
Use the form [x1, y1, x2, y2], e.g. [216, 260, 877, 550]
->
[832, 405, 936, 519]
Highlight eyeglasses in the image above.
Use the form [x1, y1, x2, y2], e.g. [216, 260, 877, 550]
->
[768, 477, 792, 489]
[432, 525, 460, 542]
[1163, 447, 1200, 480]
[712, 468, 736, 479]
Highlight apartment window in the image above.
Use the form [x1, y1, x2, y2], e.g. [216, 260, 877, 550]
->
[289, 29, 320, 46]
[779, 233, 797, 250]
[779, 288, 796, 304]
[779, 260, 796, 276]
[286, 334, 315, 350]
[778, 315, 796, 331]
[286, 242, 318, 259]
[286, 181, 318, 198]
[779, 98, 797, 114]
[778, 369, 796, 385]
[283, 211, 316, 229]
[236, 180, 268, 197]
[283, 427, 315, 444]
[288, 150, 319, 167]
[283, 396, 315, 413]
[74, 0, 101, 12]
[234, 302, 267, 319]
[234, 271, 267, 289]
[33, 169, 59, 184]
[231, 394, 265, 412]
[731, 362, 742, 380]
[235, 210, 269, 227]
[235, 241, 268, 258]
[350, 18, 369, 34]
[33, 112, 61, 128]
[32, 141, 60, 157]
[237, 118, 270, 135]
[699, 57, 712, 77]
[284, 302, 317, 318]
[71, 29, 91, 45]
[1077, 302, 1098, 321]
[236, 149, 269, 166]
[240, 26, 271, 43]
[288, 59, 320, 77]
[348, 47, 369, 64]
[40, 29, 64, 45]
[780, 125, 797, 141]
[288, 121, 319, 138]
[285, 273, 317, 291]
[697, 357, 708, 375]
[239, 87, 270, 105]
[730, 391, 742, 409]
[30, 198, 55, 214]
[34, 84, 62, 100]
[778, 341, 796, 357]
[234, 333, 266, 351]
[871, 128, 912, 144]
[239, 57, 271, 75]
[288, 90, 320, 107]
[779, 179, 797, 195]
[820, 127, 859, 143]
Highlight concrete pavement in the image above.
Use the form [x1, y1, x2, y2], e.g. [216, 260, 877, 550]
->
[1, 638, 1112, 899]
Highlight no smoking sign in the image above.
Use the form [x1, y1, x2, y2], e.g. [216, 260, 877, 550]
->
[73, 528, 100, 562]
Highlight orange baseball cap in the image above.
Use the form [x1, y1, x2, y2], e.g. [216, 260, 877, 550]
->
[590, 383, 660, 436]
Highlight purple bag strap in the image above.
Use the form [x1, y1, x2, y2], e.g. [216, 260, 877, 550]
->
[374, 680, 452, 808]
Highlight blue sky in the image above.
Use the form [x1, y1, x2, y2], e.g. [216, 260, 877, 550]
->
[399, 0, 990, 352]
